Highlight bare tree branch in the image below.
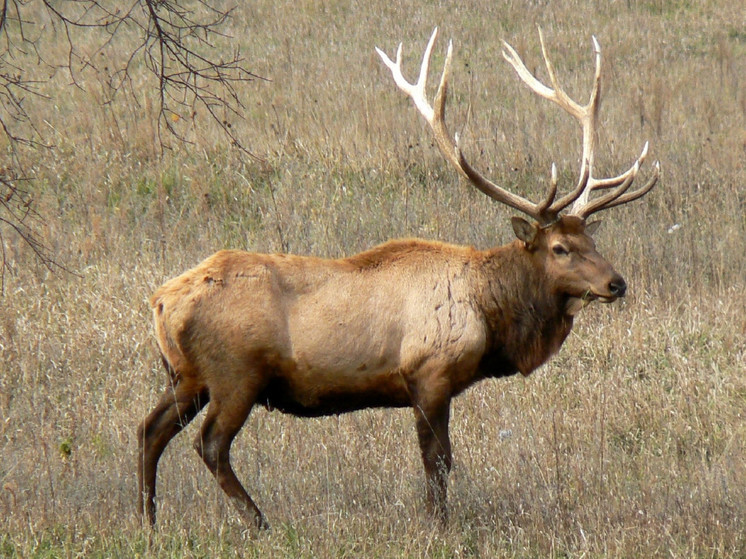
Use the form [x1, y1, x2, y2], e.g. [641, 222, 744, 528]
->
[0, 172, 74, 294]
[0, 0, 264, 292]
[137, 0, 263, 154]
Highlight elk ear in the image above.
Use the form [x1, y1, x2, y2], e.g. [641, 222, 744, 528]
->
[584, 220, 603, 236]
[511, 217, 539, 247]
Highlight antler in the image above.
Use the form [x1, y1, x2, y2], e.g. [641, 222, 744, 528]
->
[502, 29, 659, 219]
[377, 29, 660, 224]
[376, 28, 561, 225]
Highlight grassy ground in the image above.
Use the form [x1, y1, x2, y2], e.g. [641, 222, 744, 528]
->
[1, 0, 746, 557]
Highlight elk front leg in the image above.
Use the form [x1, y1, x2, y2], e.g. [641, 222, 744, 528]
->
[412, 394, 452, 523]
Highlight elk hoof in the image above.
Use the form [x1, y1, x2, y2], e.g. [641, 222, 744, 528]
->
[255, 515, 270, 531]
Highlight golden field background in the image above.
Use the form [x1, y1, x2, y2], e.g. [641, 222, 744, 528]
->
[1, 0, 745, 556]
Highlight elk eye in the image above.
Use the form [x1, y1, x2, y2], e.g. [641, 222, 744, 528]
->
[552, 244, 569, 256]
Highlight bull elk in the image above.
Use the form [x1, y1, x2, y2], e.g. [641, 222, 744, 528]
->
[137, 28, 659, 529]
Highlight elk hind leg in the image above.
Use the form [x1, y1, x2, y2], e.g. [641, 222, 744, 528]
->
[194, 381, 268, 530]
[138, 380, 208, 526]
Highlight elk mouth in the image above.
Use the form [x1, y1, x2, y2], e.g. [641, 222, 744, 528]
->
[564, 291, 616, 315]
[582, 291, 620, 304]
[586, 277, 627, 304]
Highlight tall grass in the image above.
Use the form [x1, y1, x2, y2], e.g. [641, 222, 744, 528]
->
[1, 0, 745, 556]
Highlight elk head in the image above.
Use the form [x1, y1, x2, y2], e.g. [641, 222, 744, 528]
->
[377, 29, 659, 309]
[512, 215, 626, 314]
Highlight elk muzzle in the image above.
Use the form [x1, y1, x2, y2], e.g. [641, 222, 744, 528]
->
[608, 275, 627, 298]
[596, 273, 626, 302]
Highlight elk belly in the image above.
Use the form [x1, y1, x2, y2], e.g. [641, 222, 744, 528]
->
[259, 361, 411, 416]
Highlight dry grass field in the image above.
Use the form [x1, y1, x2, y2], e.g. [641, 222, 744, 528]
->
[1, 0, 745, 556]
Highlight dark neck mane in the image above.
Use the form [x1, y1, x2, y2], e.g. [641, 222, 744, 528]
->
[477, 243, 574, 377]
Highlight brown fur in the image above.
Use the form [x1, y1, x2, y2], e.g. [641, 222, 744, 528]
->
[137, 215, 626, 528]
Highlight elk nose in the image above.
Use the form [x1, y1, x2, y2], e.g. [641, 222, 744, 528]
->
[609, 277, 627, 298]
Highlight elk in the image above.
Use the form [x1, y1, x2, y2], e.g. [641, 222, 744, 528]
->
[137, 28, 659, 529]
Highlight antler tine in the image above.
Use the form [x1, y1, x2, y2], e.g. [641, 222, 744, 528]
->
[537, 29, 589, 122]
[585, 141, 648, 191]
[535, 163, 559, 217]
[501, 40, 556, 104]
[378, 29, 552, 223]
[578, 161, 660, 217]
[576, 161, 639, 218]
[375, 31, 435, 123]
